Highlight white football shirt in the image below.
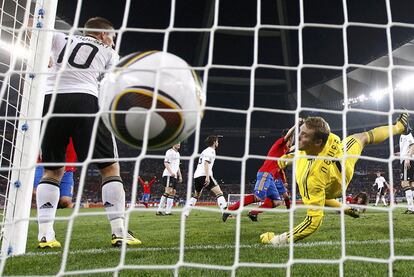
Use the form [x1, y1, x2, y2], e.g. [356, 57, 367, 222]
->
[46, 32, 118, 97]
[375, 176, 387, 189]
[162, 148, 181, 177]
[399, 133, 414, 163]
[194, 147, 216, 178]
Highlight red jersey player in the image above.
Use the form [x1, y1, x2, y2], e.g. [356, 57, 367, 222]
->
[34, 137, 77, 208]
[223, 121, 300, 222]
[138, 176, 156, 208]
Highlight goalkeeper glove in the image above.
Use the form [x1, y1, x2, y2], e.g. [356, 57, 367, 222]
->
[260, 232, 288, 246]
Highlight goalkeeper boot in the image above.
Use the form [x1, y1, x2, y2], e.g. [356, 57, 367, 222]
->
[111, 231, 142, 247]
[396, 112, 411, 135]
[247, 212, 258, 222]
[38, 237, 61, 249]
[345, 207, 360, 218]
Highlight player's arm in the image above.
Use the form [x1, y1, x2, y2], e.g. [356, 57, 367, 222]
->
[204, 160, 210, 185]
[138, 177, 145, 187]
[177, 167, 183, 183]
[148, 176, 157, 187]
[405, 143, 414, 169]
[283, 118, 304, 142]
[261, 175, 325, 245]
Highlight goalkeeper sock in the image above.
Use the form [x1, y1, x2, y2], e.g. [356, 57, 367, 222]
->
[157, 194, 168, 212]
[166, 196, 174, 214]
[102, 177, 125, 237]
[405, 189, 414, 211]
[37, 182, 60, 242]
[216, 194, 227, 213]
[364, 124, 401, 145]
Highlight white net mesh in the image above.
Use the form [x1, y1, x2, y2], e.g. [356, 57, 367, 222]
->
[0, 0, 33, 238]
[0, 0, 414, 276]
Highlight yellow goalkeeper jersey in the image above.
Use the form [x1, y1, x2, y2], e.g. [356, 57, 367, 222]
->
[279, 133, 363, 242]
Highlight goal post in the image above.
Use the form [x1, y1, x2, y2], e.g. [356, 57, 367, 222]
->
[0, 0, 58, 256]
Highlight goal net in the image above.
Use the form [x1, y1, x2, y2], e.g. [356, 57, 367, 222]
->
[0, 0, 413, 276]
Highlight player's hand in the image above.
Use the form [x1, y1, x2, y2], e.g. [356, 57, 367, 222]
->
[171, 173, 176, 178]
[404, 159, 411, 169]
[178, 176, 183, 183]
[204, 177, 210, 185]
[260, 232, 288, 246]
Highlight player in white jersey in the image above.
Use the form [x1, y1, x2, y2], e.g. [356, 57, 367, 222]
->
[373, 172, 390, 206]
[184, 135, 228, 218]
[36, 17, 140, 249]
[156, 143, 182, 215]
[399, 132, 414, 214]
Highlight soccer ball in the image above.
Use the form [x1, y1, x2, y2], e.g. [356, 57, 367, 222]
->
[100, 51, 205, 149]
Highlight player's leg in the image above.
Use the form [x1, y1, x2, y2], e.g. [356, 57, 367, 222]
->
[165, 184, 177, 215]
[375, 191, 380, 206]
[184, 177, 205, 217]
[209, 178, 228, 213]
[37, 95, 69, 248]
[32, 165, 44, 208]
[274, 179, 291, 209]
[249, 181, 282, 221]
[142, 194, 150, 208]
[381, 189, 387, 206]
[157, 177, 170, 215]
[58, 171, 74, 209]
[86, 114, 141, 247]
[403, 161, 414, 213]
[352, 112, 410, 148]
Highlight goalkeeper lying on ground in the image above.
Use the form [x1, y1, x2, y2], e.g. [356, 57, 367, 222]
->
[261, 113, 410, 245]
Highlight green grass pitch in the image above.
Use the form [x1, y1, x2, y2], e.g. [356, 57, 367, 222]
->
[2, 206, 414, 276]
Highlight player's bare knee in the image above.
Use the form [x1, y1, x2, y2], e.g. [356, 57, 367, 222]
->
[168, 189, 176, 196]
[43, 168, 65, 181]
[99, 162, 120, 178]
[401, 181, 411, 190]
[58, 197, 73, 209]
[272, 200, 283, 207]
[210, 186, 223, 196]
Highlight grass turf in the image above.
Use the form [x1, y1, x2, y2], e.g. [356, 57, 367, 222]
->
[2, 206, 414, 276]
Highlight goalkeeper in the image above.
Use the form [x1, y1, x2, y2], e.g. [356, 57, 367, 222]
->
[261, 113, 410, 245]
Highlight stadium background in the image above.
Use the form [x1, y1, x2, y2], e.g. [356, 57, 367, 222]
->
[40, 0, 414, 206]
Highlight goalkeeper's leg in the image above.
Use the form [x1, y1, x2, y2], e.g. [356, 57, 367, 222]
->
[353, 112, 410, 147]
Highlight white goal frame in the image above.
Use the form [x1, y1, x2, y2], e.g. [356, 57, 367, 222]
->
[0, 0, 57, 256]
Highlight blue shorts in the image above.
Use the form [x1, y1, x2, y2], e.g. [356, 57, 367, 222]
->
[254, 172, 281, 201]
[33, 166, 74, 198]
[275, 178, 287, 195]
[141, 193, 150, 202]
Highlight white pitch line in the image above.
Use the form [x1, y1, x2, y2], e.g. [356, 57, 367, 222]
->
[19, 238, 414, 257]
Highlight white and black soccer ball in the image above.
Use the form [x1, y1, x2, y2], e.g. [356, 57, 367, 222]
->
[100, 51, 205, 149]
